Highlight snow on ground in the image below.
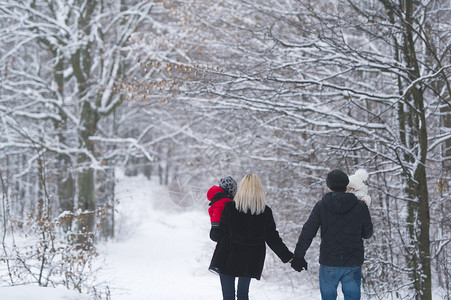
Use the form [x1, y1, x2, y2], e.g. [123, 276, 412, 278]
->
[0, 286, 93, 300]
[0, 173, 445, 299]
[100, 173, 318, 300]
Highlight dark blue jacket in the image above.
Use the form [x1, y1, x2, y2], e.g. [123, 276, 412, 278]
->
[294, 192, 373, 267]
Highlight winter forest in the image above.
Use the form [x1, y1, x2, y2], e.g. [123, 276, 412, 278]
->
[0, 0, 450, 299]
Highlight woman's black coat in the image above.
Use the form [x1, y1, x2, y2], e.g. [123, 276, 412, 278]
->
[209, 201, 293, 280]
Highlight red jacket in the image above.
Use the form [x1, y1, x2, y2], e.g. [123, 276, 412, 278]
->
[207, 185, 232, 225]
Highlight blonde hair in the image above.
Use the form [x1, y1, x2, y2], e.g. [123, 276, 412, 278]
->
[234, 174, 266, 215]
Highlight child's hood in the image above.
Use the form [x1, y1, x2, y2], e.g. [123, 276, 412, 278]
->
[348, 169, 369, 190]
[207, 185, 224, 201]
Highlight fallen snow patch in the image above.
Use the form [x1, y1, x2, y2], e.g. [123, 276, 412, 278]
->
[0, 286, 93, 300]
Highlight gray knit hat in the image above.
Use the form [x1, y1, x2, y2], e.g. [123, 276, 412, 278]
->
[219, 176, 237, 197]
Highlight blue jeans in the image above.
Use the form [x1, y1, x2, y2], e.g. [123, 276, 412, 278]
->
[219, 273, 252, 300]
[319, 265, 362, 300]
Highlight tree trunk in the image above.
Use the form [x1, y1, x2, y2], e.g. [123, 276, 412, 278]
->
[57, 155, 75, 229]
[77, 166, 95, 245]
[403, 1, 432, 297]
[76, 100, 98, 246]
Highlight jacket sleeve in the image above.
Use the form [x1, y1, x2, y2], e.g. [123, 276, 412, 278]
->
[294, 202, 321, 258]
[265, 207, 294, 263]
[361, 204, 373, 239]
[209, 200, 230, 241]
[210, 200, 228, 224]
[210, 202, 232, 242]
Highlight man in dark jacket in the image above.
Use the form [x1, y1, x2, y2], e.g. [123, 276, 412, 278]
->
[291, 170, 373, 300]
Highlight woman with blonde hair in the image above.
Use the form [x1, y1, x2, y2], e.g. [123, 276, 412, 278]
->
[209, 174, 293, 300]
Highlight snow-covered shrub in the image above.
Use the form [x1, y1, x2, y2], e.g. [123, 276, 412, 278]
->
[0, 173, 112, 298]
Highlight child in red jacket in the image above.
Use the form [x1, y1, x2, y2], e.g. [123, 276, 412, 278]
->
[207, 176, 237, 240]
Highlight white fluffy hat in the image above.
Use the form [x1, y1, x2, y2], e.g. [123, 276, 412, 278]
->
[347, 169, 369, 190]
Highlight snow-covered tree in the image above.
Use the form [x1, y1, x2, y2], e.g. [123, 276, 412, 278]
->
[129, 0, 451, 298]
[0, 0, 154, 243]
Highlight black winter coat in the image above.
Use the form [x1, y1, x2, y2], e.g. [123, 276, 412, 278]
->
[209, 201, 293, 280]
[294, 192, 373, 267]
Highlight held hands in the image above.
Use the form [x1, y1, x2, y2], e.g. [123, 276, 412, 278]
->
[291, 256, 308, 272]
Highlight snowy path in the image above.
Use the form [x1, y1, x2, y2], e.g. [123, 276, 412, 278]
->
[100, 174, 318, 300]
